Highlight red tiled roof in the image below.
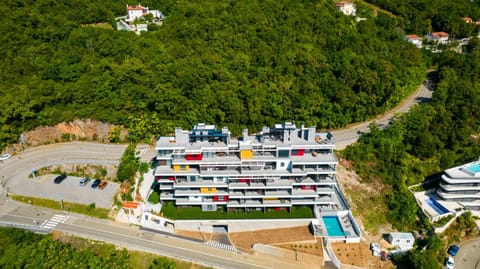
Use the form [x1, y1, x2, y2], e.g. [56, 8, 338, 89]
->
[127, 4, 147, 11]
[336, 1, 353, 7]
[431, 32, 449, 38]
[463, 17, 473, 23]
[406, 34, 421, 40]
[122, 201, 140, 209]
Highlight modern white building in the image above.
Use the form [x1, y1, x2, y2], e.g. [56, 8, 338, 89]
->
[405, 34, 423, 48]
[437, 159, 480, 210]
[153, 122, 361, 242]
[154, 122, 349, 212]
[336, 1, 356, 16]
[387, 232, 415, 250]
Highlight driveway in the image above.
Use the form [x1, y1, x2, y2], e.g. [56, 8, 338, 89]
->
[0, 142, 127, 209]
[455, 238, 480, 269]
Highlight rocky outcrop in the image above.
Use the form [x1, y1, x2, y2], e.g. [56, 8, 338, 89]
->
[11, 120, 128, 151]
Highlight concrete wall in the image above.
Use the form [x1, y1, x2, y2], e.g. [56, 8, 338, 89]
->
[174, 218, 313, 232]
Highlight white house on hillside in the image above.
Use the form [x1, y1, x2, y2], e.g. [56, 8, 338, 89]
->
[405, 34, 423, 48]
[387, 232, 415, 251]
[426, 32, 449, 44]
[336, 1, 356, 16]
[126, 3, 165, 22]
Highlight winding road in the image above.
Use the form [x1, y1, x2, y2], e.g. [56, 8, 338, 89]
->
[332, 70, 435, 149]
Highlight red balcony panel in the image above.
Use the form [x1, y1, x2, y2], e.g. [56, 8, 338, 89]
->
[185, 153, 202, 160]
[291, 149, 305, 156]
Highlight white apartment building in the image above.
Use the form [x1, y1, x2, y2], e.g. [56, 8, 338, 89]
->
[437, 159, 480, 210]
[154, 122, 351, 213]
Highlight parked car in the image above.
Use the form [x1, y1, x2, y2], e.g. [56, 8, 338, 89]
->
[448, 245, 460, 257]
[91, 179, 101, 188]
[0, 153, 11, 161]
[98, 181, 108, 190]
[445, 256, 454, 269]
[54, 174, 67, 184]
[80, 177, 91, 186]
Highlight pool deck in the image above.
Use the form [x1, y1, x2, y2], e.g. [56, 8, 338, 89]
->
[413, 191, 459, 220]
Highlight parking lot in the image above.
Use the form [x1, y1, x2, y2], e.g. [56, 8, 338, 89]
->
[26, 175, 120, 209]
[0, 142, 127, 209]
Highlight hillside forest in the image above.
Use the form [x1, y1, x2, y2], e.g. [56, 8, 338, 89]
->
[0, 0, 428, 149]
[2, 0, 480, 267]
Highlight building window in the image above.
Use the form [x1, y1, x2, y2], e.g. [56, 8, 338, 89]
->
[281, 162, 285, 167]
[278, 150, 289, 158]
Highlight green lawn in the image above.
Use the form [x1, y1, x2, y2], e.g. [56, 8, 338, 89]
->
[160, 203, 314, 220]
[10, 194, 110, 219]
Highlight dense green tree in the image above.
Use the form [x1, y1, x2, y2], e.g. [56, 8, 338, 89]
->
[0, 0, 425, 149]
[365, 0, 480, 36]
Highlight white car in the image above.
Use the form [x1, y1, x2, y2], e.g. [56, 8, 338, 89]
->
[445, 256, 454, 269]
[0, 154, 11, 161]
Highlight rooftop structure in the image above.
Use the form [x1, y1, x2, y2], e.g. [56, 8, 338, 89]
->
[405, 34, 423, 48]
[126, 3, 165, 23]
[335, 1, 356, 16]
[437, 159, 480, 210]
[426, 31, 449, 44]
[387, 232, 415, 251]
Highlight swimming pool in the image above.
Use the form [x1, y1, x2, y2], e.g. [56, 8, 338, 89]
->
[322, 216, 345, 236]
[465, 163, 480, 174]
[425, 198, 449, 215]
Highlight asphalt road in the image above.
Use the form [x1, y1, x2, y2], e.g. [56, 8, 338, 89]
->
[332, 71, 435, 150]
[0, 142, 127, 208]
[455, 238, 480, 269]
[0, 200, 308, 269]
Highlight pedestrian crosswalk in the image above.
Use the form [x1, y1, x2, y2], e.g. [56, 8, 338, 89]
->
[204, 240, 237, 252]
[41, 214, 68, 230]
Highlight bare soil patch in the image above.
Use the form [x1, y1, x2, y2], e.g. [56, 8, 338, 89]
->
[332, 241, 392, 269]
[273, 238, 323, 256]
[336, 159, 392, 239]
[229, 226, 314, 253]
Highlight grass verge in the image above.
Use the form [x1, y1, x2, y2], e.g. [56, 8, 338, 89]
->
[9, 194, 110, 219]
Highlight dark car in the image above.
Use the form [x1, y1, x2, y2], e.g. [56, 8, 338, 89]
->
[54, 174, 67, 184]
[447, 245, 460, 256]
[91, 179, 101, 188]
[80, 177, 91, 186]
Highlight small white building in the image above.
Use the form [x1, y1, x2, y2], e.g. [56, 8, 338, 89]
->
[336, 1, 356, 16]
[405, 34, 423, 48]
[426, 32, 449, 44]
[387, 232, 415, 250]
[126, 4, 166, 23]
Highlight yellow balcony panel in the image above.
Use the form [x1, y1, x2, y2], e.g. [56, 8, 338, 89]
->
[240, 150, 253, 159]
[200, 187, 216, 193]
